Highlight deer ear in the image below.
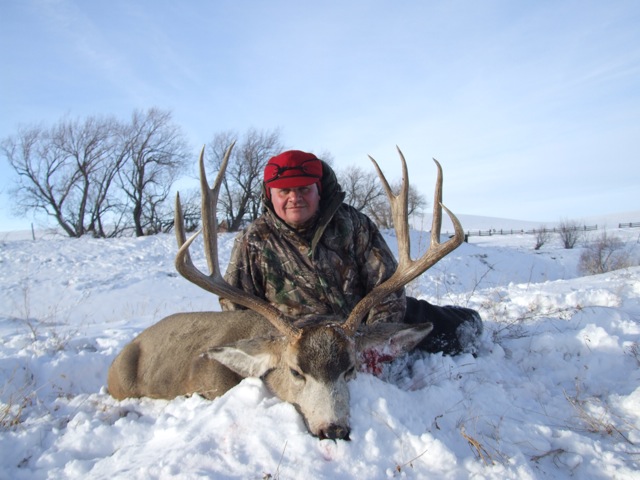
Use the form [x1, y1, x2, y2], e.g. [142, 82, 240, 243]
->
[355, 322, 433, 358]
[205, 336, 285, 378]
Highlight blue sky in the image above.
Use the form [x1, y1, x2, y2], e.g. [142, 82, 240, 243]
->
[1, 0, 639, 231]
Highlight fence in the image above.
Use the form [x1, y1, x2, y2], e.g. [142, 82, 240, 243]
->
[465, 224, 599, 238]
[460, 221, 640, 240]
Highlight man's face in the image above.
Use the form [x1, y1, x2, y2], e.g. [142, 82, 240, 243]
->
[270, 183, 320, 228]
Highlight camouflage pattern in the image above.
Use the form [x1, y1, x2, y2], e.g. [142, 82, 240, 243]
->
[220, 161, 406, 326]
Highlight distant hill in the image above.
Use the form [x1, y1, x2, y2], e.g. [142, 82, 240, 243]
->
[415, 210, 640, 234]
[577, 210, 640, 229]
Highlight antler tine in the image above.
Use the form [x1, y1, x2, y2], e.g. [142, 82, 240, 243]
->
[369, 146, 412, 267]
[174, 144, 301, 339]
[343, 147, 464, 335]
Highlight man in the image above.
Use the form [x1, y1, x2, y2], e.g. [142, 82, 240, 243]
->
[220, 150, 482, 355]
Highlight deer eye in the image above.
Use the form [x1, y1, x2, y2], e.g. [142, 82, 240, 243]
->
[290, 368, 305, 381]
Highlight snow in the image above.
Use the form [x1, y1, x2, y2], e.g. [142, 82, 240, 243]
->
[415, 210, 640, 236]
[1, 222, 639, 479]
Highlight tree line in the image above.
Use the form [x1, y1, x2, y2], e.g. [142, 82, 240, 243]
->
[2, 109, 426, 237]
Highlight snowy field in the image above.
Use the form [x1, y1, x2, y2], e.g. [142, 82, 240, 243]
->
[0, 221, 639, 479]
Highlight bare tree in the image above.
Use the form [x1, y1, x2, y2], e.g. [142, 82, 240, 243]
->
[340, 165, 385, 212]
[367, 180, 427, 229]
[116, 108, 190, 236]
[56, 116, 130, 237]
[314, 149, 335, 167]
[336, 165, 427, 229]
[2, 116, 121, 237]
[558, 218, 583, 249]
[207, 128, 284, 231]
[578, 231, 635, 274]
[533, 225, 552, 250]
[171, 188, 201, 232]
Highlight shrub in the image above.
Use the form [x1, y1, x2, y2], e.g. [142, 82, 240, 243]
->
[578, 231, 634, 275]
[533, 226, 552, 250]
[558, 219, 583, 249]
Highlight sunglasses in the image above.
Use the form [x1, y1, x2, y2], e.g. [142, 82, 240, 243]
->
[264, 159, 322, 183]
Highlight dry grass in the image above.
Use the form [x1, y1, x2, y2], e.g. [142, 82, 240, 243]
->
[563, 386, 636, 445]
[460, 424, 495, 466]
[0, 367, 35, 430]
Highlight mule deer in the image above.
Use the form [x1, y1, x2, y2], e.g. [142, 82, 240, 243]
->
[107, 144, 464, 440]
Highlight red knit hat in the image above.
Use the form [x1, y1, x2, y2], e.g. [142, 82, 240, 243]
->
[263, 150, 323, 191]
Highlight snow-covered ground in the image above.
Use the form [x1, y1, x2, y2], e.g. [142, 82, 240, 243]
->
[0, 222, 639, 479]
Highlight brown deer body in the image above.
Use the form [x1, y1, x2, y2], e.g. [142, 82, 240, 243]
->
[107, 145, 463, 440]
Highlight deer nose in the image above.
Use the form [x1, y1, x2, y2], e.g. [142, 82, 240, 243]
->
[319, 424, 351, 441]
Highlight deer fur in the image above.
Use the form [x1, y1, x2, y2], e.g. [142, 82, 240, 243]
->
[108, 310, 433, 439]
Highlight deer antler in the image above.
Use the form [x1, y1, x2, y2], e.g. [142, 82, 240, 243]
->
[342, 147, 464, 335]
[174, 144, 301, 339]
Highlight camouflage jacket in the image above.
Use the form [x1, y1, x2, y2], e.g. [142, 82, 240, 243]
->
[220, 161, 406, 325]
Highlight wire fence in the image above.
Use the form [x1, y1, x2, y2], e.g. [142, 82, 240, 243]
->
[465, 224, 599, 238]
